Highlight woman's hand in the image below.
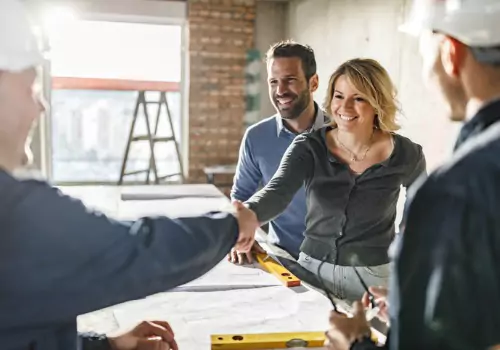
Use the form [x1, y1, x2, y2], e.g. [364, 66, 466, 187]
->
[232, 200, 259, 253]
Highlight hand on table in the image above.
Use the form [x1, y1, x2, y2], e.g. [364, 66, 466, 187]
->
[108, 320, 178, 350]
[232, 200, 259, 253]
[325, 302, 371, 350]
[362, 286, 389, 324]
[228, 241, 266, 265]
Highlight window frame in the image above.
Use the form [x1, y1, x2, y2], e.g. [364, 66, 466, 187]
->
[39, 12, 188, 185]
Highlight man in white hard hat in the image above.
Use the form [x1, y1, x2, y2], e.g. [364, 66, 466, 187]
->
[325, 0, 500, 349]
[0, 1, 259, 349]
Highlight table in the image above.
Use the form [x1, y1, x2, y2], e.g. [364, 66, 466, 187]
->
[203, 164, 237, 188]
[60, 184, 333, 349]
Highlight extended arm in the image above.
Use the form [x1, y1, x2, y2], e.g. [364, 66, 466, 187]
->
[1, 176, 239, 328]
[245, 135, 312, 224]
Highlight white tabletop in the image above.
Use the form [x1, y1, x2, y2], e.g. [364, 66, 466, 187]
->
[60, 184, 331, 349]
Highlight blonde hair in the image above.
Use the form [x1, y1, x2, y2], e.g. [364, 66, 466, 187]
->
[323, 58, 400, 132]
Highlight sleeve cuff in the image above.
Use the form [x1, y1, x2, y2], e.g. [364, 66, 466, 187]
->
[350, 335, 379, 350]
[80, 332, 112, 350]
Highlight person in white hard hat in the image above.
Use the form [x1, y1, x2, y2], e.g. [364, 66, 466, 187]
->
[325, 0, 500, 349]
[0, 1, 259, 350]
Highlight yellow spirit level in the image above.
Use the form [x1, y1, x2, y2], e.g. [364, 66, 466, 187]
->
[211, 331, 325, 349]
[255, 253, 301, 287]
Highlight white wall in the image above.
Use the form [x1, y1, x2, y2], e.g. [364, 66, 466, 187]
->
[287, 0, 461, 171]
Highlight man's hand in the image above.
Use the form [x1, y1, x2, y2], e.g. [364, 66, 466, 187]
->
[228, 241, 266, 265]
[362, 286, 389, 324]
[108, 320, 178, 350]
[325, 302, 371, 350]
[232, 200, 259, 253]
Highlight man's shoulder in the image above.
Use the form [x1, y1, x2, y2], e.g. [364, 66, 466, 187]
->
[0, 170, 47, 198]
[417, 125, 500, 207]
[244, 115, 278, 139]
[0, 171, 59, 225]
[435, 123, 500, 182]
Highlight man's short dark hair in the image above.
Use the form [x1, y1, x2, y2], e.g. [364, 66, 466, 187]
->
[265, 40, 317, 81]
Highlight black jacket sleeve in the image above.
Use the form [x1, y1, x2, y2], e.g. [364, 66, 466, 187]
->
[1, 175, 239, 329]
[390, 187, 500, 350]
[80, 332, 111, 350]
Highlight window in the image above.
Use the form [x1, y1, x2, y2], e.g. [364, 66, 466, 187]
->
[47, 19, 183, 183]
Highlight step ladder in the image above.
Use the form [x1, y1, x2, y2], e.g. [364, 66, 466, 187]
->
[118, 91, 184, 185]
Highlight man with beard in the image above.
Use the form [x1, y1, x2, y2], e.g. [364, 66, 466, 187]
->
[325, 0, 500, 349]
[230, 40, 327, 264]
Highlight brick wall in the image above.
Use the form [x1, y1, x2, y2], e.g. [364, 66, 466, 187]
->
[187, 0, 256, 191]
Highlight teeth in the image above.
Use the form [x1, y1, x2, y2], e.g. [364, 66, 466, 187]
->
[340, 114, 356, 121]
[278, 98, 293, 105]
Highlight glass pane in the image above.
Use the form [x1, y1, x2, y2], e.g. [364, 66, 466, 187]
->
[48, 20, 183, 183]
[51, 90, 182, 183]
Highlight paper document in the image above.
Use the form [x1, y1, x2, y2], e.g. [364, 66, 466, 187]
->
[112, 286, 332, 349]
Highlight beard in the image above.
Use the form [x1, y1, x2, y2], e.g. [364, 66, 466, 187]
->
[272, 88, 311, 120]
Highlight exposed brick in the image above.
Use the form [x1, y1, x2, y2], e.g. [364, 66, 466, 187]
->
[188, 0, 255, 186]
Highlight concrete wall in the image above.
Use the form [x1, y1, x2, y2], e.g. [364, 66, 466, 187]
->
[255, 1, 288, 118]
[287, 0, 461, 171]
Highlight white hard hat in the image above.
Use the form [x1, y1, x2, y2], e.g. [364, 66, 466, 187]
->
[400, 0, 500, 64]
[0, 0, 44, 72]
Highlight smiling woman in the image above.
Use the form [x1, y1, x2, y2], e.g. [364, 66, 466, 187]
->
[324, 59, 400, 132]
[242, 58, 427, 301]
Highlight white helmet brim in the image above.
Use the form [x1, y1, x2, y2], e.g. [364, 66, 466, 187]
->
[0, 0, 44, 72]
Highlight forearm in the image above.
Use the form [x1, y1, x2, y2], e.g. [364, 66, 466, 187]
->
[7, 180, 239, 326]
[245, 184, 297, 224]
[244, 138, 309, 223]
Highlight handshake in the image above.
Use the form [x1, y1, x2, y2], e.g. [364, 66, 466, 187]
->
[231, 200, 260, 254]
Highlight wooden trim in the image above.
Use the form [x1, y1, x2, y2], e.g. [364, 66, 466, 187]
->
[52, 77, 180, 92]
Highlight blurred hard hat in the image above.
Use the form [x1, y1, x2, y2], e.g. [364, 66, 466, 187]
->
[0, 0, 44, 72]
[400, 0, 500, 65]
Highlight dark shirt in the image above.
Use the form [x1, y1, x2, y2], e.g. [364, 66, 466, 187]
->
[0, 173, 238, 350]
[389, 99, 500, 350]
[246, 126, 426, 266]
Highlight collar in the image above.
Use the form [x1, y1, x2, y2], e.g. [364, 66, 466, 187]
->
[454, 98, 500, 151]
[275, 102, 327, 137]
[322, 126, 397, 167]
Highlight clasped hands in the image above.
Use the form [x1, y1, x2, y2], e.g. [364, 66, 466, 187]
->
[230, 200, 261, 263]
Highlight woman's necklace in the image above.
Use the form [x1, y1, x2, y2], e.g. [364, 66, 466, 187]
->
[335, 130, 375, 163]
